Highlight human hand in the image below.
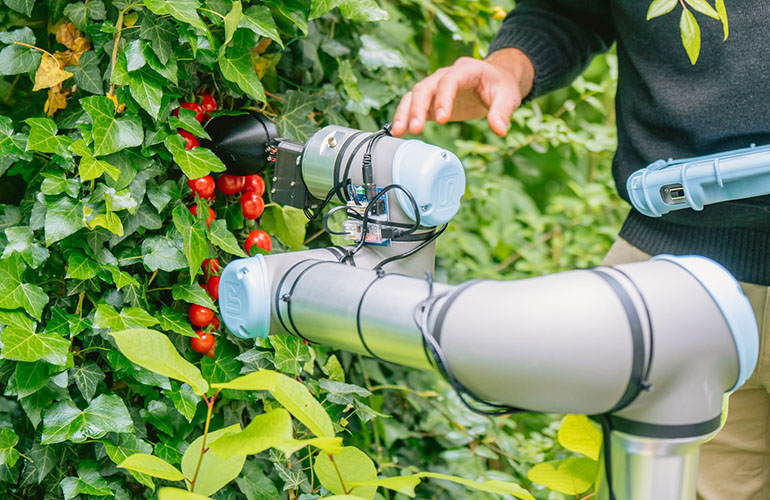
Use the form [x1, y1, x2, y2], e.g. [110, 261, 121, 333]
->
[391, 48, 535, 138]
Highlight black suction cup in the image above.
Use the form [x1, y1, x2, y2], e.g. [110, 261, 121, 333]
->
[201, 112, 279, 176]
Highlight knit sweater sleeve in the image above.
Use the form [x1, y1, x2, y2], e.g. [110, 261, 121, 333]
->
[489, 0, 615, 99]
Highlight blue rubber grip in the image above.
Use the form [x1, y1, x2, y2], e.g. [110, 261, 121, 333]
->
[627, 143, 770, 217]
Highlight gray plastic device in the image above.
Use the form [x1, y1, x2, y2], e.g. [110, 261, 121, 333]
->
[214, 124, 759, 500]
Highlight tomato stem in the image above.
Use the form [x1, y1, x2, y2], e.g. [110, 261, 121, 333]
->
[189, 389, 220, 492]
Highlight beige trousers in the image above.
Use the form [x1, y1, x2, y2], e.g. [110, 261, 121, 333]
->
[601, 238, 770, 500]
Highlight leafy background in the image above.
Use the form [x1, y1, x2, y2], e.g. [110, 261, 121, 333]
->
[0, 0, 625, 499]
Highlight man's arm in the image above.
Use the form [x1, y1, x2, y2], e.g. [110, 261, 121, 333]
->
[391, 0, 614, 138]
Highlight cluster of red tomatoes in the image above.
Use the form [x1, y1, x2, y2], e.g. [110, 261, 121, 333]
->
[177, 94, 275, 358]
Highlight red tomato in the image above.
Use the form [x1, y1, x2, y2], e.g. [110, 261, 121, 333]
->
[200, 93, 217, 113]
[240, 191, 265, 220]
[203, 343, 216, 360]
[201, 258, 220, 278]
[242, 175, 265, 196]
[216, 174, 245, 195]
[179, 129, 198, 150]
[206, 276, 220, 301]
[189, 204, 215, 228]
[189, 304, 214, 327]
[187, 176, 215, 199]
[190, 331, 215, 353]
[244, 230, 272, 255]
[179, 102, 205, 122]
[209, 316, 220, 331]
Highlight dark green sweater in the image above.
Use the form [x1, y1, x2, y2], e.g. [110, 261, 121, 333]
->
[490, 0, 770, 285]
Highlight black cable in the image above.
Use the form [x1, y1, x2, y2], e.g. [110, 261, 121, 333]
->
[373, 224, 447, 271]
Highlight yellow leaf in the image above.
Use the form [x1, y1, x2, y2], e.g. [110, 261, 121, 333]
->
[106, 93, 126, 113]
[55, 22, 81, 50]
[33, 53, 73, 91]
[71, 37, 91, 58]
[527, 457, 598, 495]
[54, 50, 78, 68]
[124, 11, 139, 27]
[45, 85, 68, 116]
[492, 6, 507, 20]
[557, 415, 602, 460]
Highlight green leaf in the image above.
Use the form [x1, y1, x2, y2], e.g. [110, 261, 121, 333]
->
[259, 205, 307, 251]
[0, 114, 28, 156]
[164, 134, 226, 179]
[322, 355, 345, 382]
[27, 443, 58, 483]
[159, 487, 214, 500]
[716, 0, 728, 39]
[315, 447, 378, 499]
[0, 254, 50, 319]
[3, 226, 49, 269]
[140, 17, 176, 65]
[70, 361, 105, 402]
[358, 35, 405, 70]
[0, 428, 19, 467]
[171, 283, 218, 311]
[70, 139, 121, 181]
[172, 204, 210, 284]
[164, 382, 200, 421]
[169, 107, 210, 139]
[13, 361, 52, 397]
[65, 249, 100, 280]
[1, 311, 68, 363]
[142, 235, 187, 272]
[44, 195, 84, 246]
[41, 172, 80, 198]
[680, 8, 701, 64]
[310, 0, 387, 22]
[128, 68, 164, 120]
[684, 0, 719, 19]
[3, 0, 36, 16]
[208, 409, 343, 458]
[358, 473, 534, 500]
[208, 219, 247, 257]
[102, 434, 155, 489]
[26, 117, 73, 157]
[218, 50, 266, 103]
[557, 415, 602, 461]
[0, 42, 41, 76]
[63, 0, 106, 31]
[41, 394, 133, 444]
[80, 96, 144, 156]
[110, 328, 209, 395]
[67, 51, 103, 94]
[235, 462, 281, 500]
[59, 460, 114, 500]
[181, 424, 246, 496]
[275, 90, 316, 141]
[106, 265, 140, 290]
[239, 5, 282, 46]
[223, 1, 243, 47]
[646, 0, 677, 19]
[270, 335, 313, 376]
[119, 453, 185, 481]
[213, 370, 335, 438]
[94, 304, 159, 330]
[125, 39, 147, 72]
[527, 457, 598, 495]
[144, 0, 206, 30]
[201, 339, 241, 384]
[158, 306, 197, 337]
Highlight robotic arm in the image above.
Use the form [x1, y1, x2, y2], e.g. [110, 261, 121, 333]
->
[206, 114, 759, 500]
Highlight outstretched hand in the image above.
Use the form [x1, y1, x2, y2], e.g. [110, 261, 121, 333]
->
[391, 48, 535, 138]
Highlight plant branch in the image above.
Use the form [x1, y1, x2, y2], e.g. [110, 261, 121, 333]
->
[190, 389, 220, 492]
[328, 454, 351, 495]
[13, 41, 53, 58]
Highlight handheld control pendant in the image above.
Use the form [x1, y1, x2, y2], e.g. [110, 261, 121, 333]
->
[627, 143, 770, 216]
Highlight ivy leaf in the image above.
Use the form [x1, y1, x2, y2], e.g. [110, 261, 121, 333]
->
[0, 428, 19, 467]
[223, 1, 243, 47]
[81, 96, 143, 155]
[93, 304, 159, 330]
[168, 107, 210, 140]
[60, 460, 114, 499]
[110, 329, 209, 395]
[65, 249, 100, 280]
[269, 335, 313, 376]
[63, 0, 106, 31]
[680, 8, 701, 64]
[684, 0, 719, 19]
[239, 5, 282, 47]
[144, 0, 206, 30]
[41, 394, 134, 444]
[158, 306, 197, 338]
[0, 115, 28, 156]
[103, 434, 155, 489]
[716, 0, 728, 39]
[44, 195, 84, 245]
[140, 17, 175, 65]
[125, 39, 146, 72]
[118, 453, 185, 481]
[527, 457, 598, 495]
[181, 424, 246, 496]
[27, 443, 58, 483]
[164, 134, 226, 179]
[318, 379, 370, 406]
[66, 50, 102, 94]
[310, 0, 387, 22]
[33, 53, 73, 91]
[3, 0, 36, 17]
[218, 50, 266, 103]
[259, 205, 307, 251]
[201, 339, 241, 384]
[172, 204, 209, 284]
[70, 361, 105, 402]
[41, 171, 80, 198]
[208, 219, 247, 257]
[0, 255, 50, 319]
[106, 264, 141, 290]
[127, 68, 164, 120]
[235, 462, 280, 500]
[646, 0, 678, 20]
[163, 382, 200, 422]
[26, 117, 73, 157]
[315, 447, 378, 499]
[275, 90, 316, 141]
[13, 361, 52, 397]
[0, 41, 41, 76]
[70, 139, 121, 181]
[172, 283, 218, 311]
[3, 226, 49, 269]
[142, 235, 187, 272]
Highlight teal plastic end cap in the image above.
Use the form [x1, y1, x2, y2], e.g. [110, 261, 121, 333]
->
[219, 254, 271, 339]
[391, 140, 466, 227]
[652, 255, 759, 391]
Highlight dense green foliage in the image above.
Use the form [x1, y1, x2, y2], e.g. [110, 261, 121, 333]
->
[0, 0, 624, 499]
